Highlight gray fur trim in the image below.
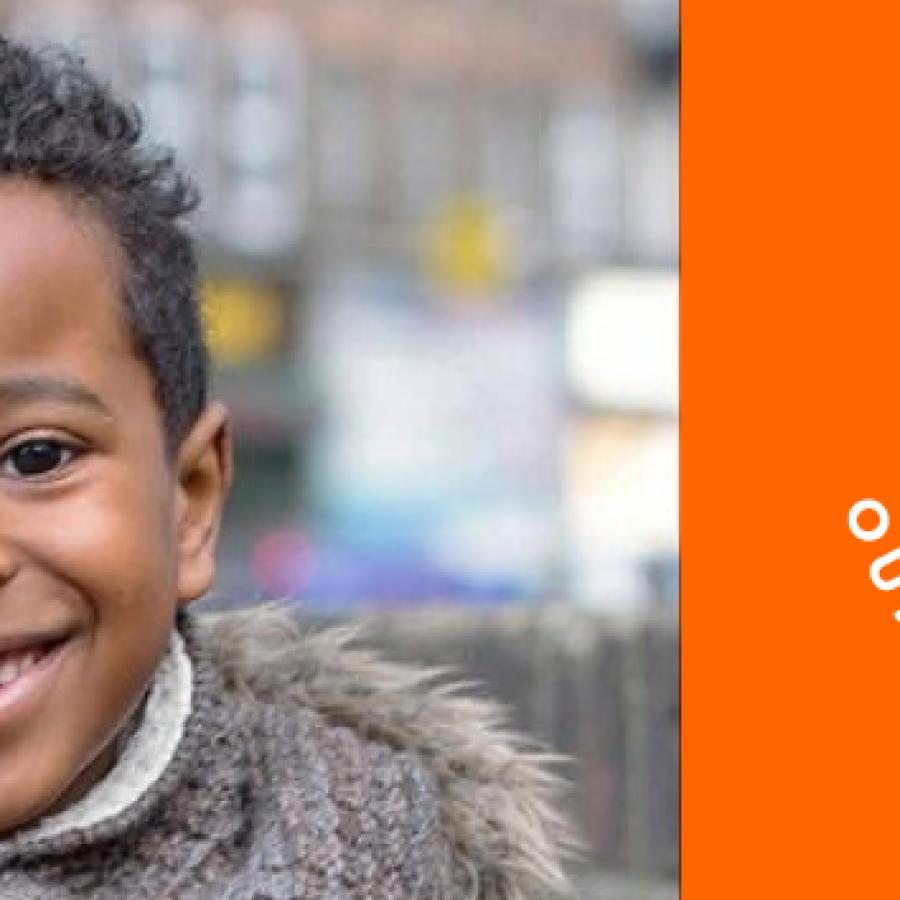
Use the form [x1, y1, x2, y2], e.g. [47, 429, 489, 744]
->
[195, 604, 581, 900]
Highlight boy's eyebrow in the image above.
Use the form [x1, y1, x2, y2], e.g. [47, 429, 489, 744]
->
[0, 375, 114, 419]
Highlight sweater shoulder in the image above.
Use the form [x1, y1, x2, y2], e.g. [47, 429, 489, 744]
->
[193, 605, 577, 900]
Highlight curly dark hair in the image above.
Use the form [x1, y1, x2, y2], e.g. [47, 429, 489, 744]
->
[0, 34, 208, 456]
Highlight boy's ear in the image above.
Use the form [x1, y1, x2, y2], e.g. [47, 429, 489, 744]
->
[173, 401, 232, 607]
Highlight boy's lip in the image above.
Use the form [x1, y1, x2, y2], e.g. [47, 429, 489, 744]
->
[0, 635, 74, 728]
[0, 627, 75, 657]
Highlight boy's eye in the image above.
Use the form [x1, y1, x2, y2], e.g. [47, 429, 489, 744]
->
[1, 439, 77, 479]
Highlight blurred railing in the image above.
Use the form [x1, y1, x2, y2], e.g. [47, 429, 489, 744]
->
[350, 605, 679, 881]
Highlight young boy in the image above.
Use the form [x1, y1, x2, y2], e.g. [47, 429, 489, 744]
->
[0, 36, 573, 899]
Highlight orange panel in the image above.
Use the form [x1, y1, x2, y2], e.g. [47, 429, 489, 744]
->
[684, 3, 900, 896]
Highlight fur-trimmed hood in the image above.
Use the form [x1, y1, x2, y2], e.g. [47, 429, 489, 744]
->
[195, 605, 579, 900]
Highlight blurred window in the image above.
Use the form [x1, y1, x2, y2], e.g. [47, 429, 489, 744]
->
[397, 83, 456, 220]
[218, 11, 305, 255]
[549, 96, 621, 263]
[618, 0, 679, 61]
[228, 437, 299, 533]
[9, 0, 118, 79]
[315, 67, 374, 214]
[123, 3, 210, 182]
[622, 96, 678, 265]
[566, 269, 678, 415]
[565, 416, 678, 611]
[479, 92, 542, 218]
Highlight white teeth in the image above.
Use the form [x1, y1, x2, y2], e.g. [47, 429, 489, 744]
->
[0, 649, 42, 688]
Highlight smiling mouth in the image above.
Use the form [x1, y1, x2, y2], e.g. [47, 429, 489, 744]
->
[0, 639, 67, 690]
[0, 634, 73, 720]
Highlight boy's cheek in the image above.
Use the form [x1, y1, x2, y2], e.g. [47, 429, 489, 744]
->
[0, 586, 173, 833]
[0, 673, 107, 832]
[8, 475, 180, 605]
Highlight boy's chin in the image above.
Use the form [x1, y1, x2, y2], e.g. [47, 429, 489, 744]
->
[0, 729, 121, 837]
[0, 779, 57, 837]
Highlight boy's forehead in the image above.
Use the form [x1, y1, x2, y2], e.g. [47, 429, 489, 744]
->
[0, 180, 124, 352]
[0, 179, 159, 427]
[0, 179, 116, 272]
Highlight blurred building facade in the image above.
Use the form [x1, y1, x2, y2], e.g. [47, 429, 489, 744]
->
[1, 0, 678, 613]
[1, 1, 679, 887]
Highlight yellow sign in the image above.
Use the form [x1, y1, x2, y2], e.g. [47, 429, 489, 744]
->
[425, 195, 512, 297]
[203, 280, 285, 365]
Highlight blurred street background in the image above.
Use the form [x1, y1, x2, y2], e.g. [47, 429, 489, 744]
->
[1, 1, 678, 895]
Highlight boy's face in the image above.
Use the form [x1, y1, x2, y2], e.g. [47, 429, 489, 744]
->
[0, 181, 229, 833]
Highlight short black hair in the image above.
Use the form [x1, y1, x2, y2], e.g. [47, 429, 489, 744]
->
[0, 34, 208, 455]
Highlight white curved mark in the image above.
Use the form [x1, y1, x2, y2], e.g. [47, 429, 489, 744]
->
[870, 547, 900, 591]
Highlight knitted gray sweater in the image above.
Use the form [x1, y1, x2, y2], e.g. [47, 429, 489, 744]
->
[0, 607, 574, 899]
